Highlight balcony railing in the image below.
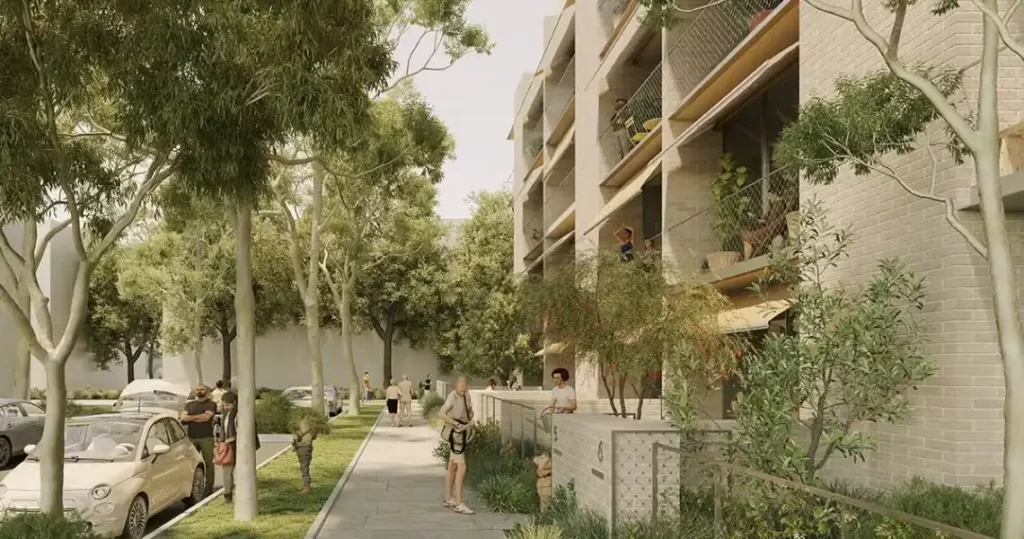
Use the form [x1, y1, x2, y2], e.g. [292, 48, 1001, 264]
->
[547, 56, 576, 123]
[599, 0, 631, 33]
[600, 64, 663, 169]
[523, 216, 543, 246]
[667, 0, 783, 105]
[671, 168, 798, 273]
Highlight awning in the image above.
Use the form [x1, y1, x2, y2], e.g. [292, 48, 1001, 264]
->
[717, 300, 790, 334]
[583, 159, 662, 235]
[673, 43, 798, 150]
[523, 166, 544, 199]
[525, 231, 575, 273]
[534, 342, 571, 357]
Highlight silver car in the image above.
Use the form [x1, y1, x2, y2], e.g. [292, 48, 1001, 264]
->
[0, 399, 45, 468]
[281, 386, 341, 416]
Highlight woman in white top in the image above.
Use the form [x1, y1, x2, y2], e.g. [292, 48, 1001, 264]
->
[550, 368, 577, 414]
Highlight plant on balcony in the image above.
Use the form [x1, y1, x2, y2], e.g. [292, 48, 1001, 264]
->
[734, 202, 934, 482]
[708, 153, 751, 271]
[522, 249, 737, 420]
[527, 137, 544, 160]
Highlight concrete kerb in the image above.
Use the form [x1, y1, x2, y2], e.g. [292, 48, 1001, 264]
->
[141, 412, 358, 539]
[302, 408, 385, 539]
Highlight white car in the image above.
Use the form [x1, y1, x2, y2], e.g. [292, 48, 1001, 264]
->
[0, 412, 206, 539]
[281, 386, 341, 416]
[112, 379, 192, 414]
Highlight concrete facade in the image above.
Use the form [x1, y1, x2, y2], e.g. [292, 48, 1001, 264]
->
[511, 0, 1019, 492]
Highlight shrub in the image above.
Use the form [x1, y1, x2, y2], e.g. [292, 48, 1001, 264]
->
[290, 406, 331, 436]
[0, 513, 100, 539]
[421, 391, 444, 418]
[255, 387, 281, 400]
[507, 524, 563, 539]
[478, 471, 537, 513]
[372, 387, 385, 400]
[29, 387, 46, 400]
[533, 482, 610, 539]
[255, 393, 294, 434]
[880, 477, 1002, 537]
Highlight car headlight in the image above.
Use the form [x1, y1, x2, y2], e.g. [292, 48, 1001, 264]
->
[91, 485, 111, 500]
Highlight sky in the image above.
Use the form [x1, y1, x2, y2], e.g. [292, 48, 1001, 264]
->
[400, 1, 553, 219]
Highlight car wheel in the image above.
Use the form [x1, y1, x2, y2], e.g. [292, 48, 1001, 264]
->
[182, 466, 206, 506]
[121, 495, 148, 539]
[0, 437, 11, 468]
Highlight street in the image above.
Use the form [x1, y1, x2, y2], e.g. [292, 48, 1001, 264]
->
[0, 441, 289, 534]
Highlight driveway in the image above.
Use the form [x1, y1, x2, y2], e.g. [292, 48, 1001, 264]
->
[1, 441, 290, 534]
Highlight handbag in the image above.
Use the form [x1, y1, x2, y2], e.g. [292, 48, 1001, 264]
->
[439, 393, 474, 454]
[213, 441, 235, 466]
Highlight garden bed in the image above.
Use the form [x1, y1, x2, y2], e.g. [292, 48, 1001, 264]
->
[159, 404, 381, 539]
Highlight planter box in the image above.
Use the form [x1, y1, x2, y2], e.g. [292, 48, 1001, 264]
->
[706, 251, 741, 272]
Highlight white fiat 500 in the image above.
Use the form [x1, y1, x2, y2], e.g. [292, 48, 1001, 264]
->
[0, 412, 206, 539]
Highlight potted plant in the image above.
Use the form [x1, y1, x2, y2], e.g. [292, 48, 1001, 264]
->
[707, 153, 750, 271]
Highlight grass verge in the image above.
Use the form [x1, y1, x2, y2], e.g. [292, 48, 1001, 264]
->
[162, 404, 382, 539]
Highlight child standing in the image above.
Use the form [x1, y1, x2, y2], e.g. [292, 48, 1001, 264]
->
[292, 416, 317, 494]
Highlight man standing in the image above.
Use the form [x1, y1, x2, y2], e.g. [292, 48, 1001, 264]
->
[362, 371, 372, 401]
[439, 376, 474, 515]
[397, 375, 414, 426]
[180, 383, 217, 497]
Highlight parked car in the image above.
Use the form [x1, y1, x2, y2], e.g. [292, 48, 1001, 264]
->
[0, 411, 206, 539]
[112, 379, 191, 414]
[281, 385, 342, 416]
[0, 399, 46, 468]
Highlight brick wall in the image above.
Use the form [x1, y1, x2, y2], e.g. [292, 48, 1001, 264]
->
[801, 0, 1024, 487]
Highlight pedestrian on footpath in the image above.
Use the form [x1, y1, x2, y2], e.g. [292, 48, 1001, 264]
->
[397, 375, 414, 426]
[439, 376, 475, 515]
[292, 415, 317, 494]
[216, 391, 238, 503]
[385, 379, 401, 427]
[180, 383, 217, 497]
[362, 372, 372, 401]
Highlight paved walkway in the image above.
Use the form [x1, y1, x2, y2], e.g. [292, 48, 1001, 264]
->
[313, 405, 528, 539]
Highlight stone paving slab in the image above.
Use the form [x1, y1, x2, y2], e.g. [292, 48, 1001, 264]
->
[312, 404, 528, 539]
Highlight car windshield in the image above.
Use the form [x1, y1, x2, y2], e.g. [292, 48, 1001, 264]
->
[282, 388, 313, 400]
[37, 418, 144, 461]
[116, 391, 182, 409]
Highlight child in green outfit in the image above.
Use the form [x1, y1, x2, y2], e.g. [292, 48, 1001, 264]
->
[292, 417, 317, 494]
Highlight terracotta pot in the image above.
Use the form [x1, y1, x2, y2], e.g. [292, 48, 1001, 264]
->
[706, 251, 742, 272]
[750, 9, 772, 31]
[786, 211, 800, 241]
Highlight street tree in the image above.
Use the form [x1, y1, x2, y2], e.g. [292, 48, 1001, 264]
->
[85, 248, 161, 384]
[320, 92, 453, 416]
[436, 191, 535, 384]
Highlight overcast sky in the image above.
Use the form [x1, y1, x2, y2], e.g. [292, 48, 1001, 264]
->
[401, 1, 552, 219]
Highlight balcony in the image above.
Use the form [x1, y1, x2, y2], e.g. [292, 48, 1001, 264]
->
[546, 56, 576, 147]
[523, 214, 545, 260]
[599, 64, 663, 186]
[666, 0, 796, 122]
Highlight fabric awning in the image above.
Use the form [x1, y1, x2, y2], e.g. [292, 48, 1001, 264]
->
[525, 231, 575, 273]
[583, 159, 662, 235]
[674, 43, 798, 149]
[717, 300, 790, 334]
[534, 341, 570, 357]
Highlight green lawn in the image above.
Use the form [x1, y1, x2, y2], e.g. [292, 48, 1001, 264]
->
[163, 404, 382, 539]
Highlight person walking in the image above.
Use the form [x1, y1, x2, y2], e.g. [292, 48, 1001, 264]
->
[216, 392, 238, 503]
[385, 379, 401, 427]
[180, 383, 217, 497]
[397, 375, 414, 426]
[421, 374, 432, 399]
[292, 416, 317, 494]
[362, 371, 372, 401]
[439, 376, 475, 515]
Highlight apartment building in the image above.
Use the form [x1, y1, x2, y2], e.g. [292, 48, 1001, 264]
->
[511, 0, 1019, 489]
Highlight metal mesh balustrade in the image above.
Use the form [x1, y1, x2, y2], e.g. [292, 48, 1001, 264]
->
[479, 393, 554, 457]
[600, 64, 663, 170]
[666, 0, 783, 107]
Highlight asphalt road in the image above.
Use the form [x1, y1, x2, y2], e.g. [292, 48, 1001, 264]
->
[1, 441, 290, 534]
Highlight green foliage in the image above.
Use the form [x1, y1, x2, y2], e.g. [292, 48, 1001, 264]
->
[0, 513, 100, 539]
[530, 482, 610, 539]
[880, 478, 1002, 537]
[774, 68, 968, 185]
[421, 391, 445, 418]
[435, 191, 535, 382]
[507, 524, 564, 539]
[255, 393, 295, 434]
[738, 203, 934, 480]
[523, 249, 735, 419]
[478, 471, 538, 513]
[290, 407, 332, 437]
[377, 0, 492, 73]
[711, 153, 751, 252]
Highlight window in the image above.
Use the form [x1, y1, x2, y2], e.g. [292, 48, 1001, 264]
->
[145, 421, 172, 453]
[20, 402, 45, 416]
[167, 420, 187, 444]
[0, 404, 22, 417]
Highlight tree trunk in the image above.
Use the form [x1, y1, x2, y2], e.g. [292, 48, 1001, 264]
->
[307, 170, 326, 416]
[221, 327, 233, 384]
[233, 204, 258, 521]
[341, 273, 361, 416]
[307, 302, 326, 416]
[126, 348, 136, 384]
[382, 318, 395, 385]
[599, 365, 619, 417]
[39, 361, 67, 513]
[192, 312, 205, 385]
[12, 224, 34, 399]
[146, 340, 156, 379]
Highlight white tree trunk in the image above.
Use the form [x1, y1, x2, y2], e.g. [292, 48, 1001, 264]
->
[233, 204, 259, 521]
[38, 360, 67, 513]
[192, 311, 205, 385]
[341, 272, 360, 416]
[12, 223, 36, 399]
[308, 172, 326, 416]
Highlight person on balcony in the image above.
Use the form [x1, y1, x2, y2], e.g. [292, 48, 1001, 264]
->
[550, 368, 577, 414]
[615, 226, 635, 262]
[610, 98, 633, 160]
